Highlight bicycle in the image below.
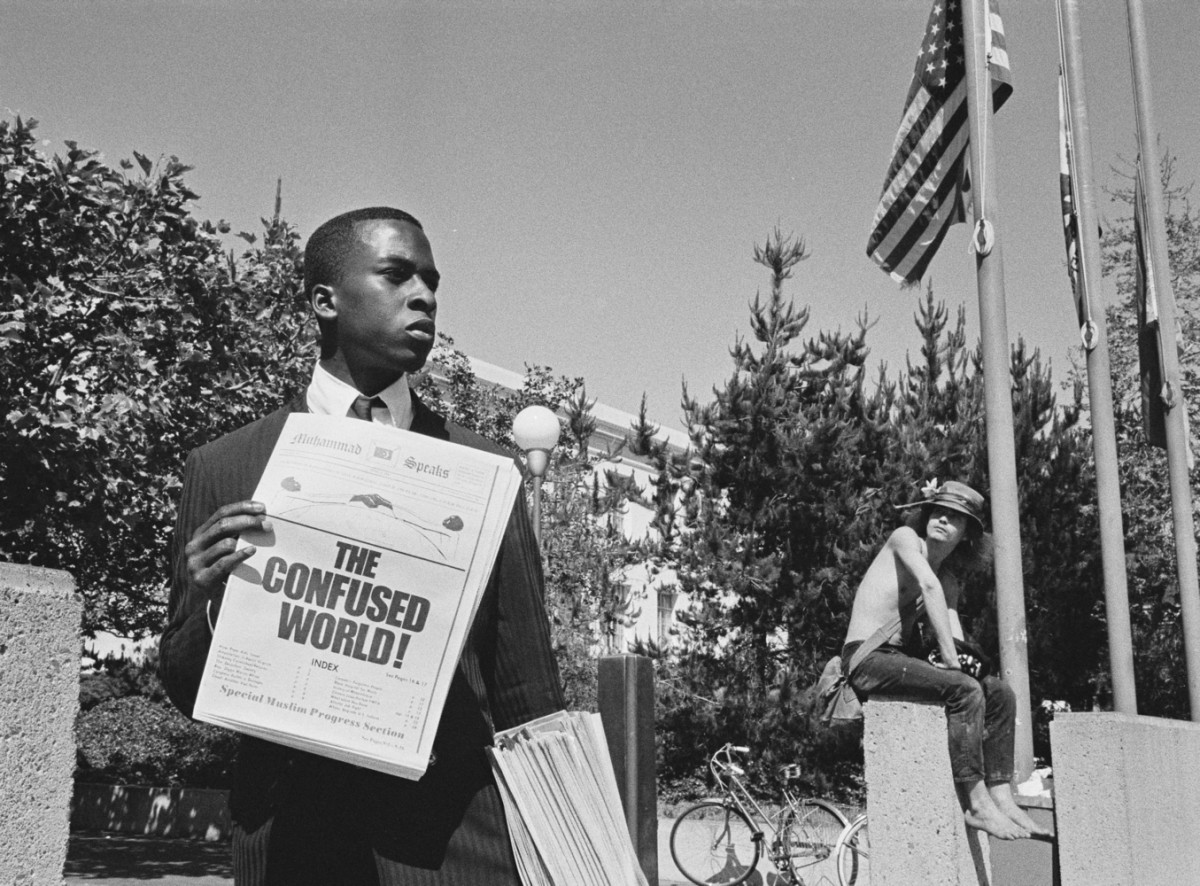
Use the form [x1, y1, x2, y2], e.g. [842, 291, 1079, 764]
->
[669, 744, 848, 886]
[833, 812, 869, 886]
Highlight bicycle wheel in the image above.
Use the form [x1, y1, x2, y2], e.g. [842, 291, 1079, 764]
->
[669, 800, 762, 886]
[781, 798, 847, 885]
[835, 814, 870, 886]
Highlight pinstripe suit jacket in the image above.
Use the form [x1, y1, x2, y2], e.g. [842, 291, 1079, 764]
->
[160, 393, 564, 876]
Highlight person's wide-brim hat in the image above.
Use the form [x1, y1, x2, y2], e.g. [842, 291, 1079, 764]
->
[896, 480, 986, 531]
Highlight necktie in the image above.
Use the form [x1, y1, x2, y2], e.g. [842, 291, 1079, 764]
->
[350, 395, 384, 422]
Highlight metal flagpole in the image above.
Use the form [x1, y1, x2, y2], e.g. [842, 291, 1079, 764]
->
[1125, 0, 1200, 719]
[1057, 0, 1138, 714]
[960, 0, 1034, 777]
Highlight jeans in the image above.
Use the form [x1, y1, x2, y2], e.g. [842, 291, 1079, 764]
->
[844, 641, 1016, 785]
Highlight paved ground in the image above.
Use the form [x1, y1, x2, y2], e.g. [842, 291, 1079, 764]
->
[65, 825, 825, 886]
[66, 834, 232, 885]
[65, 829, 699, 885]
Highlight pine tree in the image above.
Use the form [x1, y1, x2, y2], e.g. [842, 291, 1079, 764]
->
[648, 230, 1097, 795]
[650, 229, 887, 797]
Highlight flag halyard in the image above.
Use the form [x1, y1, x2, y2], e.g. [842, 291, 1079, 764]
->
[867, 0, 1012, 286]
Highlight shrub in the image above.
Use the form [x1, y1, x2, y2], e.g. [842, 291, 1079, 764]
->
[76, 691, 239, 788]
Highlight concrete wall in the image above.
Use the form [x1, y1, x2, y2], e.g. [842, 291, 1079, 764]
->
[863, 698, 992, 886]
[987, 794, 1058, 886]
[71, 784, 231, 841]
[0, 563, 81, 885]
[1051, 711, 1200, 886]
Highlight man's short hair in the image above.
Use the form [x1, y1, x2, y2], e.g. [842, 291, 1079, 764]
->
[303, 207, 423, 298]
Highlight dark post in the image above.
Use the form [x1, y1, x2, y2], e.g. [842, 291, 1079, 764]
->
[598, 654, 658, 886]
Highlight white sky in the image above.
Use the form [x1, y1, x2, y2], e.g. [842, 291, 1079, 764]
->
[2, 0, 1197, 430]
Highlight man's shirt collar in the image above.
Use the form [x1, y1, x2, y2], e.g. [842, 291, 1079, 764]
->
[306, 362, 414, 430]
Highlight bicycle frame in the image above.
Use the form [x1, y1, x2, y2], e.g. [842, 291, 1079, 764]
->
[671, 744, 848, 886]
[707, 745, 793, 855]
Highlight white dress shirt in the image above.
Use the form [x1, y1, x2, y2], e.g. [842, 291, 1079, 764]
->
[305, 362, 415, 430]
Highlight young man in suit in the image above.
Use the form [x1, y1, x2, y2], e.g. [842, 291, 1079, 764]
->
[842, 480, 1049, 841]
[160, 207, 565, 885]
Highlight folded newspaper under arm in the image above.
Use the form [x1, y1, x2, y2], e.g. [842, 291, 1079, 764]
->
[488, 711, 650, 886]
[192, 413, 523, 781]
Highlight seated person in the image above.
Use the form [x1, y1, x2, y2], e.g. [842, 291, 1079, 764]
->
[842, 479, 1049, 840]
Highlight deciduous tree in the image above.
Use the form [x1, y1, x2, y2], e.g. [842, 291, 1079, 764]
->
[0, 117, 310, 636]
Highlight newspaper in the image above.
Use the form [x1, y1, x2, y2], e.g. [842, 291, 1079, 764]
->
[488, 711, 650, 886]
[193, 413, 522, 780]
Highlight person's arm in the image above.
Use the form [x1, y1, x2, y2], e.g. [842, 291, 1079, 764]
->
[891, 528, 961, 669]
[159, 447, 271, 716]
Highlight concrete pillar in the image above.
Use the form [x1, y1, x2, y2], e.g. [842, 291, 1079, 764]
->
[598, 654, 658, 886]
[0, 563, 81, 885]
[863, 698, 991, 886]
[1051, 712, 1200, 886]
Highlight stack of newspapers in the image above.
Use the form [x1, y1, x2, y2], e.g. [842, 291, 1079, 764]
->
[489, 711, 650, 886]
[193, 413, 522, 781]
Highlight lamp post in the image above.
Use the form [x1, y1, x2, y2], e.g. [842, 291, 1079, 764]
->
[512, 404, 561, 547]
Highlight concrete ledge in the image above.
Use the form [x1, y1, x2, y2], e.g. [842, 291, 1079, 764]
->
[864, 697, 991, 886]
[988, 794, 1058, 886]
[0, 562, 81, 886]
[1051, 711, 1200, 886]
[71, 784, 232, 841]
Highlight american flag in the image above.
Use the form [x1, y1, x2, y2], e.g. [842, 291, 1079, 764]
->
[867, 0, 1012, 285]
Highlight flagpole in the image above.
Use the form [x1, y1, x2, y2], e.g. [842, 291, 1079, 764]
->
[961, 0, 1034, 777]
[1126, 0, 1200, 719]
[1058, 0, 1138, 714]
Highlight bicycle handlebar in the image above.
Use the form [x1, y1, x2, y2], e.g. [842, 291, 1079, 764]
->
[710, 744, 751, 783]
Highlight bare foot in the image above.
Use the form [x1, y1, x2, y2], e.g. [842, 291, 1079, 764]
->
[957, 781, 1029, 840]
[962, 804, 1030, 840]
[988, 784, 1053, 838]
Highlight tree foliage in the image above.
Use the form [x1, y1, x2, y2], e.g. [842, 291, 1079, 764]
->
[0, 116, 647, 787]
[0, 117, 310, 636]
[414, 341, 644, 709]
[16, 111, 1183, 794]
[1094, 152, 1200, 719]
[76, 694, 241, 788]
[0, 115, 639, 713]
[76, 647, 240, 787]
[649, 229, 1097, 797]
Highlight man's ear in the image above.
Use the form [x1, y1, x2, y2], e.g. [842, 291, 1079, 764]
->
[311, 283, 337, 324]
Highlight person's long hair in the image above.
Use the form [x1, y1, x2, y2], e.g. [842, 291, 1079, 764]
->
[905, 504, 994, 578]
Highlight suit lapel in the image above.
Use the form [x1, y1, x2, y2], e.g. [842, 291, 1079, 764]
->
[409, 390, 450, 441]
